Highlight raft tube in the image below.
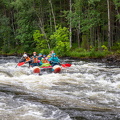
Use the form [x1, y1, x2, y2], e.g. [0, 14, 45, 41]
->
[52, 65, 61, 73]
[33, 66, 41, 73]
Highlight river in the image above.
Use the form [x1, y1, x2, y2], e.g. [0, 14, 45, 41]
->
[0, 56, 120, 120]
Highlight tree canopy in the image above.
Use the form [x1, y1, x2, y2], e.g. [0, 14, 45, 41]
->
[0, 0, 120, 57]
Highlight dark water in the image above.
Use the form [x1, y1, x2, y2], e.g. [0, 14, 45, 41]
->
[0, 56, 120, 120]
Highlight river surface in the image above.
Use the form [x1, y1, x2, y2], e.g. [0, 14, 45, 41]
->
[0, 56, 120, 120]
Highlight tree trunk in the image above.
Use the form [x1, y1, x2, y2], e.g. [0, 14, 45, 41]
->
[49, 0, 56, 31]
[49, 12, 52, 33]
[107, 0, 112, 50]
[36, 13, 50, 49]
[69, 0, 72, 48]
[77, 29, 80, 48]
[97, 26, 101, 50]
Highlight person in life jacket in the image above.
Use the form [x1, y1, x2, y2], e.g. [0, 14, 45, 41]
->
[47, 50, 54, 59]
[24, 55, 32, 67]
[30, 52, 39, 67]
[38, 53, 43, 66]
[38, 53, 43, 60]
[19, 52, 28, 63]
[49, 53, 60, 66]
[41, 55, 49, 63]
[23, 52, 27, 57]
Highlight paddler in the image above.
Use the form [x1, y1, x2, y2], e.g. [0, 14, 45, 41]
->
[19, 52, 27, 63]
[49, 53, 60, 66]
[38, 53, 43, 66]
[23, 52, 27, 57]
[24, 55, 32, 67]
[30, 52, 39, 67]
[47, 50, 54, 59]
[41, 55, 49, 63]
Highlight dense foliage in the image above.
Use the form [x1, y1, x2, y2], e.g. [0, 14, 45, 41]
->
[0, 0, 120, 57]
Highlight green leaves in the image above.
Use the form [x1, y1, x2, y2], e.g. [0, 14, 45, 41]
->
[50, 26, 70, 55]
[88, 0, 101, 5]
[80, 10, 101, 32]
[33, 30, 47, 49]
[0, 0, 119, 56]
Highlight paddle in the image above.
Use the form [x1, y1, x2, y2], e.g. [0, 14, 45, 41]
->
[61, 63, 71, 67]
[17, 62, 25, 66]
[15, 56, 24, 68]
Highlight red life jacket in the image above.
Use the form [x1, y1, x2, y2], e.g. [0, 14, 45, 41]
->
[25, 57, 30, 62]
[32, 56, 38, 63]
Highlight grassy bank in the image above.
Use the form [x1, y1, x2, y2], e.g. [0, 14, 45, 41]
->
[0, 46, 120, 59]
[66, 50, 108, 58]
[65, 44, 120, 59]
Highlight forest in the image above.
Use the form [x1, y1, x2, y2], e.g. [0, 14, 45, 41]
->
[0, 0, 120, 58]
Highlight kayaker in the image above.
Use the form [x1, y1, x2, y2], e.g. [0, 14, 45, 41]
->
[49, 53, 60, 66]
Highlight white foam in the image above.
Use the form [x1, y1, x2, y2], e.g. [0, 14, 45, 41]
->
[0, 60, 120, 118]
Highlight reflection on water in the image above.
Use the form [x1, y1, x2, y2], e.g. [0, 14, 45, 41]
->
[0, 56, 120, 120]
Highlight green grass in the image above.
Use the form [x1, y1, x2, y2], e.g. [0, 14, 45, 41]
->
[67, 49, 110, 58]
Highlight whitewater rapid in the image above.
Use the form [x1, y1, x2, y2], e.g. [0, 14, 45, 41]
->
[0, 56, 120, 120]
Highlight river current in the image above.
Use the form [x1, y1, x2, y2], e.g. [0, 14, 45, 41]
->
[0, 56, 120, 120]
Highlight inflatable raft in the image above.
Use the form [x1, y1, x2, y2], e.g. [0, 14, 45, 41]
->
[32, 65, 62, 74]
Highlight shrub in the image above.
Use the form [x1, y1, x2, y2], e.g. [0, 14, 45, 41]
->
[50, 26, 70, 55]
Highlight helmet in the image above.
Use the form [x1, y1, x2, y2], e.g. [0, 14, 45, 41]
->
[23, 54, 27, 57]
[43, 55, 46, 57]
[39, 53, 42, 56]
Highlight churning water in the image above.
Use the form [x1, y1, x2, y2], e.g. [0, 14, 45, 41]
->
[0, 56, 120, 120]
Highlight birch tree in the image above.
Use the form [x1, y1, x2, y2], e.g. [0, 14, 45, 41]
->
[69, 0, 72, 48]
[48, 0, 56, 31]
[107, 0, 112, 50]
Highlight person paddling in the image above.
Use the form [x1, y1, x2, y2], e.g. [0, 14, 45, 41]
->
[41, 55, 49, 63]
[38, 53, 43, 66]
[30, 52, 39, 67]
[18, 52, 28, 63]
[47, 50, 54, 59]
[49, 53, 60, 66]
[16, 52, 29, 67]
[24, 55, 32, 68]
[38, 53, 43, 60]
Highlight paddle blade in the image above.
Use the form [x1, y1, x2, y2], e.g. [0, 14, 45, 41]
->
[61, 63, 71, 67]
[17, 62, 25, 66]
[65, 63, 71, 67]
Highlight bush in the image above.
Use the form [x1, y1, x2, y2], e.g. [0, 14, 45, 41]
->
[39, 49, 50, 55]
[75, 48, 86, 52]
[67, 51, 90, 58]
[111, 42, 120, 51]
[50, 26, 70, 55]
